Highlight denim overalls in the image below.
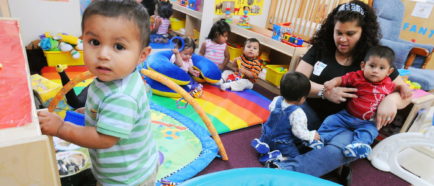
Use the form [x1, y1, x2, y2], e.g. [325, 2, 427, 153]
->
[260, 97, 300, 158]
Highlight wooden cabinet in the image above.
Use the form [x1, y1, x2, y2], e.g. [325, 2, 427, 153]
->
[0, 18, 60, 186]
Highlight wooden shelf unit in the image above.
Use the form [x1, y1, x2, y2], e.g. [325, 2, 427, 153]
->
[229, 22, 309, 71]
[171, 3, 202, 43]
[172, 3, 202, 20]
[228, 22, 310, 93]
[170, 2, 311, 94]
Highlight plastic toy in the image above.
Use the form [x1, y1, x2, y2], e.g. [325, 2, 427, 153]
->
[272, 22, 292, 41]
[59, 42, 80, 59]
[64, 111, 85, 126]
[181, 168, 339, 185]
[187, 0, 197, 10]
[224, 72, 242, 82]
[224, 7, 233, 23]
[237, 9, 251, 29]
[398, 69, 422, 89]
[281, 33, 304, 47]
[369, 126, 434, 186]
[56, 33, 80, 45]
[39, 37, 60, 51]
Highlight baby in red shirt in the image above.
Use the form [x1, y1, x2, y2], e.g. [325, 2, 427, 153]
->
[318, 46, 406, 158]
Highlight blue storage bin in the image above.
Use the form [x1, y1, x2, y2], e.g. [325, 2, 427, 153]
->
[64, 110, 85, 126]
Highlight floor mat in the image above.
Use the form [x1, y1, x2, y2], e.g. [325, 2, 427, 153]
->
[151, 84, 271, 134]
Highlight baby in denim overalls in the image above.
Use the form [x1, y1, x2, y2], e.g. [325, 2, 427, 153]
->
[251, 72, 322, 163]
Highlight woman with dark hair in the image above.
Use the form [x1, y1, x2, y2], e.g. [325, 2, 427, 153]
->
[267, 0, 412, 177]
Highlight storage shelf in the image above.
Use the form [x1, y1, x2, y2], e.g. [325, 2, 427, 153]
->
[172, 3, 202, 20]
[229, 22, 307, 58]
[228, 22, 309, 71]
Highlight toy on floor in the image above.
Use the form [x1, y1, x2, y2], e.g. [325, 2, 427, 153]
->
[368, 126, 434, 186]
[176, 81, 203, 109]
[237, 7, 251, 29]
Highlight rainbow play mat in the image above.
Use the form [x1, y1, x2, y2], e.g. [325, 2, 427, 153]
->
[39, 66, 271, 134]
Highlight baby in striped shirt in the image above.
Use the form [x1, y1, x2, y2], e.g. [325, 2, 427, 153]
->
[220, 38, 263, 91]
[38, 1, 158, 185]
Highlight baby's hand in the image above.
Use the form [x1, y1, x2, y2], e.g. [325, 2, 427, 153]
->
[172, 48, 179, 54]
[189, 68, 200, 77]
[218, 64, 225, 70]
[75, 107, 85, 114]
[314, 132, 321, 141]
[38, 110, 64, 136]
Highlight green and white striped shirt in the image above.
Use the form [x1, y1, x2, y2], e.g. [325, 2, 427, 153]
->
[85, 71, 157, 186]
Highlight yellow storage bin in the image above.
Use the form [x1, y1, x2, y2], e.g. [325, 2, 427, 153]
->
[259, 50, 270, 64]
[170, 17, 185, 31]
[265, 65, 288, 87]
[193, 29, 200, 40]
[44, 51, 84, 67]
[227, 44, 243, 61]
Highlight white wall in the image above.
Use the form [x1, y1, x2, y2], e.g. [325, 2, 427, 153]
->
[8, 0, 81, 46]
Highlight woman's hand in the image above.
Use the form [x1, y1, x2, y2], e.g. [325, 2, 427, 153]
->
[375, 95, 398, 129]
[323, 86, 358, 104]
[397, 84, 413, 99]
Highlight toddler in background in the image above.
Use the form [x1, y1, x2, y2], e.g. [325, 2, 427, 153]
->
[171, 37, 200, 77]
[251, 72, 322, 163]
[319, 45, 406, 158]
[151, 0, 173, 43]
[38, 0, 158, 185]
[199, 19, 230, 70]
[220, 38, 261, 91]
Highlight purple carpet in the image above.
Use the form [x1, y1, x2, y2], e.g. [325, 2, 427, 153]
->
[196, 125, 410, 185]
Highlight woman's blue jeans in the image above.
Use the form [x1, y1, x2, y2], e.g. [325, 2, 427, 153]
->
[271, 103, 357, 177]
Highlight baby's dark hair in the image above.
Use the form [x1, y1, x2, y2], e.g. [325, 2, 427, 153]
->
[280, 72, 311, 102]
[244, 38, 260, 47]
[157, 1, 173, 19]
[207, 19, 231, 41]
[310, 0, 379, 67]
[174, 37, 196, 51]
[82, 0, 150, 48]
[364, 45, 395, 67]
